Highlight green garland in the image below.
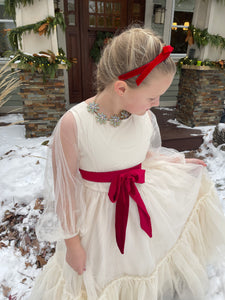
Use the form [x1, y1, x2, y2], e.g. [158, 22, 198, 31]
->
[189, 25, 225, 49]
[179, 0, 225, 5]
[177, 56, 225, 72]
[4, 0, 35, 20]
[7, 48, 71, 81]
[8, 12, 66, 50]
[90, 31, 114, 63]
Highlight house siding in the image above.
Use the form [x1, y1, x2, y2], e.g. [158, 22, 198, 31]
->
[0, 61, 23, 114]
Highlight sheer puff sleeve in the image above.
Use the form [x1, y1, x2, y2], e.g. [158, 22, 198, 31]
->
[36, 111, 86, 242]
[144, 110, 185, 164]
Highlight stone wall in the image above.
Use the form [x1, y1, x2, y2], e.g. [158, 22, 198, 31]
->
[176, 66, 225, 127]
[20, 69, 66, 138]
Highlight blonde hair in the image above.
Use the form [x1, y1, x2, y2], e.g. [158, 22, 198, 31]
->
[96, 26, 176, 93]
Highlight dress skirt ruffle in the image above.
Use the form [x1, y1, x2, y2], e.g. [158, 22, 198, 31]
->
[29, 158, 225, 300]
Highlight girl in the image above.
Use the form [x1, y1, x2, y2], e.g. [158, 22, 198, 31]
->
[30, 27, 225, 300]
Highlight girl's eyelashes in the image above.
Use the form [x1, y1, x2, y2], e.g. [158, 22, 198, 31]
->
[148, 98, 156, 101]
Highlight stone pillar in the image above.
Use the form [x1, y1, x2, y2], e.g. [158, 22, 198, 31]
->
[176, 66, 225, 127]
[20, 68, 66, 138]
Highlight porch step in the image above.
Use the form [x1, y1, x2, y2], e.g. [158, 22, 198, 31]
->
[152, 107, 204, 152]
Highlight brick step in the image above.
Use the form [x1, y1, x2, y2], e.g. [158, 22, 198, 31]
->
[152, 107, 204, 152]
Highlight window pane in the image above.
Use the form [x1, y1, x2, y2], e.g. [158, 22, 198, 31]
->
[89, 15, 96, 27]
[105, 15, 113, 27]
[68, 14, 75, 25]
[171, 11, 193, 53]
[171, 0, 195, 53]
[0, 3, 11, 19]
[89, 1, 96, 13]
[175, 0, 195, 13]
[132, 3, 141, 15]
[114, 16, 121, 27]
[68, 0, 75, 11]
[171, 27, 189, 53]
[97, 1, 104, 13]
[97, 15, 104, 27]
[113, 2, 121, 14]
[105, 2, 113, 14]
[0, 22, 14, 56]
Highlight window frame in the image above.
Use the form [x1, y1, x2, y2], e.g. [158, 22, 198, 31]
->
[167, 0, 195, 56]
[0, 4, 14, 60]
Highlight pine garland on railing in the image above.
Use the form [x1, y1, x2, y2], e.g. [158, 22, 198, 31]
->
[6, 48, 71, 81]
[4, 0, 35, 20]
[189, 25, 225, 49]
[7, 12, 66, 50]
[177, 56, 225, 72]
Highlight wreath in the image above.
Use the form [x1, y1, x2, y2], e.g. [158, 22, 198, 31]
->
[90, 31, 114, 63]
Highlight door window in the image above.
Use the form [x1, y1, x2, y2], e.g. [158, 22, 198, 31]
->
[89, 0, 121, 28]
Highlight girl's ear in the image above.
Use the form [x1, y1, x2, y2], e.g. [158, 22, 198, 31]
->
[114, 80, 128, 96]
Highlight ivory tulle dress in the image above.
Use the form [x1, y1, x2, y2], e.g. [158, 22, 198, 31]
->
[30, 101, 225, 300]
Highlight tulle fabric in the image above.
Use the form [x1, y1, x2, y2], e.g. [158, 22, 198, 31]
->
[36, 111, 86, 242]
[31, 102, 225, 300]
[148, 110, 185, 164]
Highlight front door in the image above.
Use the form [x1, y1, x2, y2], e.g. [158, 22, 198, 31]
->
[64, 0, 145, 104]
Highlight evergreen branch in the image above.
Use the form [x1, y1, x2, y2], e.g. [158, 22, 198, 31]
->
[4, 0, 35, 20]
[177, 56, 225, 72]
[189, 25, 225, 49]
[8, 12, 66, 50]
[5, 48, 71, 82]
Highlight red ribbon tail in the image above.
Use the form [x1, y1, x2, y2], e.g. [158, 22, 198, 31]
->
[138, 207, 152, 238]
[115, 186, 130, 254]
[130, 182, 152, 238]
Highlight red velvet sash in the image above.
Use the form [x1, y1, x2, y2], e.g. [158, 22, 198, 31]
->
[79, 164, 152, 254]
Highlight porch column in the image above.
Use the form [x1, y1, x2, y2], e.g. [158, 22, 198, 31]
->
[15, 0, 58, 54]
[15, 0, 66, 138]
[192, 0, 225, 61]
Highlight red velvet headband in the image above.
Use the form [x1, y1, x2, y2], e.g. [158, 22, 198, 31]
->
[118, 45, 174, 86]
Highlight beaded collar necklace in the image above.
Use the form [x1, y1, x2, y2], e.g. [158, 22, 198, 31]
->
[87, 101, 131, 127]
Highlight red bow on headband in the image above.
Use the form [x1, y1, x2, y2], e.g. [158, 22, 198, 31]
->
[118, 45, 174, 86]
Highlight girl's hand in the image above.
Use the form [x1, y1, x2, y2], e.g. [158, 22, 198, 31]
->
[65, 236, 86, 275]
[185, 158, 207, 167]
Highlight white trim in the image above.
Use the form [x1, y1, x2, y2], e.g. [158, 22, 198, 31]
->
[172, 25, 189, 29]
[0, 19, 14, 23]
[171, 53, 186, 62]
[171, 0, 175, 27]
[201, 0, 213, 60]
[163, 0, 174, 44]
[144, 0, 153, 29]
[192, 0, 200, 26]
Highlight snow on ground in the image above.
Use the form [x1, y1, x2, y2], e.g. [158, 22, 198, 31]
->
[0, 114, 225, 299]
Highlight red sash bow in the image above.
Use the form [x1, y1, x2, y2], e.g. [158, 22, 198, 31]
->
[79, 164, 152, 254]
